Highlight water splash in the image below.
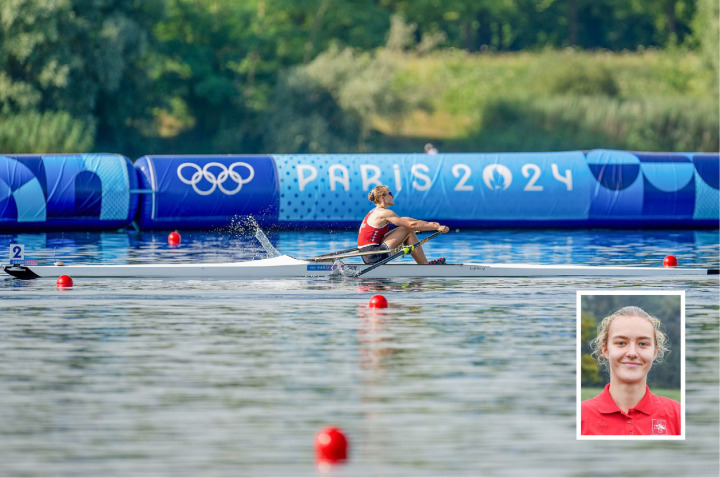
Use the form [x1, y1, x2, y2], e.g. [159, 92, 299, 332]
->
[254, 226, 281, 258]
[329, 259, 360, 279]
[214, 215, 282, 258]
[240, 216, 281, 258]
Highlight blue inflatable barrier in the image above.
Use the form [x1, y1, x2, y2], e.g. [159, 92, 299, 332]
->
[586, 149, 644, 222]
[134, 155, 279, 229]
[690, 153, 719, 221]
[274, 151, 719, 228]
[0, 150, 717, 231]
[274, 151, 594, 226]
[0, 154, 138, 232]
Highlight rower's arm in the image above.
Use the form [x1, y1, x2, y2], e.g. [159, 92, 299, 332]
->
[386, 214, 448, 232]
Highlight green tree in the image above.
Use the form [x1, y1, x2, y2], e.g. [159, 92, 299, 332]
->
[1, 0, 714, 155]
[263, 16, 426, 153]
[580, 311, 602, 386]
[0, 111, 94, 153]
[145, 0, 394, 154]
[0, 0, 162, 154]
[383, 0, 698, 52]
[690, 0, 719, 77]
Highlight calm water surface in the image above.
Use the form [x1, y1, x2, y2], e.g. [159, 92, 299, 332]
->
[1, 229, 718, 477]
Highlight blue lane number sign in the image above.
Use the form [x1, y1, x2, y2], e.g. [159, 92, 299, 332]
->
[9, 244, 37, 265]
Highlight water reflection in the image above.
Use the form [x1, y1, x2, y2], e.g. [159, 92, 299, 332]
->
[356, 304, 392, 374]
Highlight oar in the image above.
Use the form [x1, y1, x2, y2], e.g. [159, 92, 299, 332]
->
[306, 246, 359, 261]
[309, 241, 441, 261]
[307, 248, 397, 262]
[355, 230, 445, 277]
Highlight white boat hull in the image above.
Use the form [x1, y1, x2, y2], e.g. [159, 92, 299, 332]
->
[3, 255, 718, 280]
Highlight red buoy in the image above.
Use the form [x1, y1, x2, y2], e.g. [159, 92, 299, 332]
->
[315, 426, 348, 464]
[168, 231, 181, 246]
[368, 294, 388, 308]
[56, 275, 73, 289]
[663, 255, 678, 267]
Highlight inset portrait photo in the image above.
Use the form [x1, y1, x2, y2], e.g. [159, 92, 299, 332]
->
[576, 291, 684, 440]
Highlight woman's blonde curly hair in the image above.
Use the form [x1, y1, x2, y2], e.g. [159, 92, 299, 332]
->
[589, 306, 670, 370]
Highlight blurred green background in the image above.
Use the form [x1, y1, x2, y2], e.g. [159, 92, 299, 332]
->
[1, 0, 717, 157]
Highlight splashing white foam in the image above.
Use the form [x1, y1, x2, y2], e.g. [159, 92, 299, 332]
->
[254, 226, 281, 258]
[217, 215, 282, 258]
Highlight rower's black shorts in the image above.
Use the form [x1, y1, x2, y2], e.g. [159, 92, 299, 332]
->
[360, 243, 390, 264]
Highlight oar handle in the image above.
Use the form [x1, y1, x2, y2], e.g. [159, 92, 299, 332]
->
[355, 230, 445, 277]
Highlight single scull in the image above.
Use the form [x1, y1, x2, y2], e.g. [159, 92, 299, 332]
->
[3, 255, 718, 280]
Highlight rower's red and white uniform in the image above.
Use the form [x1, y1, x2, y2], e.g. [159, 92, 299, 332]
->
[358, 209, 389, 247]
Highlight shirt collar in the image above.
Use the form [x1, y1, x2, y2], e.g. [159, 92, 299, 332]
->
[597, 383, 654, 415]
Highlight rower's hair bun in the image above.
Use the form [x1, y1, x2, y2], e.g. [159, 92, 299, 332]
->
[369, 185, 388, 203]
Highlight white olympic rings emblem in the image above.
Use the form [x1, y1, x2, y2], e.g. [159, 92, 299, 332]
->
[177, 161, 255, 196]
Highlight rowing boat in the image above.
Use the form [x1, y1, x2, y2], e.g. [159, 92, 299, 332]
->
[3, 255, 718, 280]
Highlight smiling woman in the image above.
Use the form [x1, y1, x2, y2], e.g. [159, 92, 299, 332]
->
[580, 303, 682, 437]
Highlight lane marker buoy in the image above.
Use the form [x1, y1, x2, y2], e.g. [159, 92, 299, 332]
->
[168, 231, 181, 246]
[56, 275, 73, 289]
[663, 255, 678, 267]
[368, 295, 388, 308]
[315, 426, 348, 464]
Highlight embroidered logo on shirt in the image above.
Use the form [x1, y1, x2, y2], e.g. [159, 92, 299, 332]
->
[652, 419, 668, 435]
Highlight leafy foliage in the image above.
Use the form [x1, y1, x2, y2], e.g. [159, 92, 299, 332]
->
[691, 0, 719, 74]
[0, 0, 716, 155]
[0, 0, 162, 154]
[384, 49, 718, 152]
[0, 111, 94, 153]
[263, 18, 426, 153]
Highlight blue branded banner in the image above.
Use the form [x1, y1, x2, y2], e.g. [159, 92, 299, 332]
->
[273, 152, 592, 225]
[586, 150, 716, 223]
[134, 155, 279, 229]
[2, 150, 716, 231]
[691, 153, 719, 220]
[636, 152, 695, 218]
[0, 154, 138, 231]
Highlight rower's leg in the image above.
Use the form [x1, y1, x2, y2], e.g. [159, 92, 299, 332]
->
[383, 228, 428, 265]
[382, 227, 410, 249]
[405, 230, 429, 264]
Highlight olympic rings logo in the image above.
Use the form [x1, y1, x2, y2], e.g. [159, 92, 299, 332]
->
[176, 162, 255, 196]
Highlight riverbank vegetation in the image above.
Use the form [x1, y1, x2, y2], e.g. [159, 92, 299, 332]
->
[1, 0, 717, 156]
[275, 46, 718, 153]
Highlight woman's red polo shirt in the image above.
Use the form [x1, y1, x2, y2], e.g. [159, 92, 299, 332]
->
[581, 384, 681, 436]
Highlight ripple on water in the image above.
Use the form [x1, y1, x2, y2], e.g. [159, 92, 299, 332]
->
[0, 229, 718, 476]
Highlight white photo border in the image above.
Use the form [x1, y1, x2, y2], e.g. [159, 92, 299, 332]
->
[576, 290, 686, 441]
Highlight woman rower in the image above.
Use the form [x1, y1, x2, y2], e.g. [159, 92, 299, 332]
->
[357, 185, 449, 265]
